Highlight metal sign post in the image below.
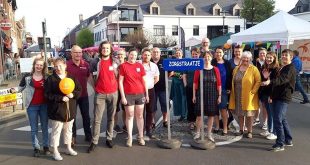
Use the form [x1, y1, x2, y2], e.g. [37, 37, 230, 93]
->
[157, 58, 204, 149]
[190, 70, 215, 150]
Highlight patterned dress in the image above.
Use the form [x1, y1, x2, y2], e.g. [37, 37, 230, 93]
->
[234, 69, 255, 117]
[196, 68, 219, 117]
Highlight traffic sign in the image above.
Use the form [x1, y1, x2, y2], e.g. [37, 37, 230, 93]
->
[0, 19, 11, 31]
[163, 58, 204, 71]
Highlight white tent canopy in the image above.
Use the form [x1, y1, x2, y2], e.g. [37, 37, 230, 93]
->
[230, 11, 310, 43]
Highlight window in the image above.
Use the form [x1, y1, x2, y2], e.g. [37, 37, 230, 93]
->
[152, 7, 159, 15]
[235, 25, 240, 33]
[172, 25, 178, 36]
[297, 6, 301, 13]
[120, 27, 136, 41]
[188, 8, 194, 15]
[193, 25, 199, 36]
[215, 9, 221, 16]
[120, 9, 137, 21]
[235, 9, 240, 16]
[154, 25, 165, 36]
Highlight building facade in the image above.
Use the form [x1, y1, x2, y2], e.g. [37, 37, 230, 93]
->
[289, 0, 310, 21]
[63, 0, 245, 50]
[0, 0, 23, 83]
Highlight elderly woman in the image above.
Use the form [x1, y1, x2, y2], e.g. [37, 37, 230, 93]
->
[45, 58, 81, 161]
[228, 51, 261, 138]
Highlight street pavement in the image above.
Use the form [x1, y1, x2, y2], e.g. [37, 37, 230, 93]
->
[1, 79, 310, 165]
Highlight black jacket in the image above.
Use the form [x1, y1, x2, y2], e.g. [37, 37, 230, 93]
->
[152, 58, 166, 92]
[270, 63, 296, 102]
[211, 59, 233, 91]
[258, 67, 278, 97]
[44, 72, 82, 122]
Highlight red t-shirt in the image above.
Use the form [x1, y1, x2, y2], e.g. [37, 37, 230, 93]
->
[95, 58, 118, 94]
[31, 78, 46, 105]
[119, 62, 146, 94]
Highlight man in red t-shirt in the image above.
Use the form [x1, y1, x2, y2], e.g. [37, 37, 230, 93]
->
[67, 45, 92, 146]
[87, 41, 119, 153]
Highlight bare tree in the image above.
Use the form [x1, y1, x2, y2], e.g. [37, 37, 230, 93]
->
[153, 35, 177, 48]
[125, 28, 153, 51]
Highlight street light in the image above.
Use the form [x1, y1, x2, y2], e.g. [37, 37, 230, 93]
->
[66, 27, 71, 49]
[0, 5, 5, 82]
[220, 10, 228, 35]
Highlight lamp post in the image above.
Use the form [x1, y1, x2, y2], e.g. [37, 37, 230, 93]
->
[67, 27, 71, 49]
[116, 4, 120, 47]
[0, 5, 6, 82]
[220, 10, 228, 35]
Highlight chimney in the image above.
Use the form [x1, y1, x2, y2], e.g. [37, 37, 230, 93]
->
[79, 14, 83, 23]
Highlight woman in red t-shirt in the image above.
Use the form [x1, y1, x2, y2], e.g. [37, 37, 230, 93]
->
[15, 57, 50, 157]
[119, 48, 149, 147]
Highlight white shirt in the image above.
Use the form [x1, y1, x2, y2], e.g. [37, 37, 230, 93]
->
[140, 61, 159, 89]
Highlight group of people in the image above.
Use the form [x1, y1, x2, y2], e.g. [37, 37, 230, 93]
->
[16, 41, 169, 161]
[17, 38, 302, 161]
[158, 38, 298, 152]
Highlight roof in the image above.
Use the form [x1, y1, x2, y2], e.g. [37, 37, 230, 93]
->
[24, 45, 55, 53]
[119, 0, 242, 16]
[289, 0, 310, 14]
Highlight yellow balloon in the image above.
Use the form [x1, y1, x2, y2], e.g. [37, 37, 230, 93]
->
[224, 43, 231, 49]
[59, 78, 75, 95]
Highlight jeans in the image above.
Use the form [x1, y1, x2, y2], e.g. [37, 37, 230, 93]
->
[72, 96, 92, 139]
[272, 100, 293, 147]
[154, 90, 167, 113]
[261, 95, 274, 134]
[92, 92, 118, 143]
[27, 104, 49, 149]
[295, 74, 309, 102]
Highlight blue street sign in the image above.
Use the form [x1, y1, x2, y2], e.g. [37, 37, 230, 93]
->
[163, 58, 204, 71]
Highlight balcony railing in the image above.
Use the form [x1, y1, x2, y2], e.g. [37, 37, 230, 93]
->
[107, 11, 143, 25]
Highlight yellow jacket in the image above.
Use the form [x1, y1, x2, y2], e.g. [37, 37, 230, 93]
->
[228, 64, 261, 111]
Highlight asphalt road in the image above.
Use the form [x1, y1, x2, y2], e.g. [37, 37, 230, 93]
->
[0, 92, 310, 165]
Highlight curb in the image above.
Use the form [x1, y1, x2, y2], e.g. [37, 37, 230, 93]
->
[0, 110, 27, 129]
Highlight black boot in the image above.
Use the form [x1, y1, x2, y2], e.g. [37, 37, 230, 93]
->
[87, 143, 96, 153]
[33, 148, 40, 157]
[43, 146, 51, 155]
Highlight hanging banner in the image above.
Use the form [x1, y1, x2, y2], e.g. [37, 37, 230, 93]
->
[266, 42, 272, 49]
[241, 43, 246, 49]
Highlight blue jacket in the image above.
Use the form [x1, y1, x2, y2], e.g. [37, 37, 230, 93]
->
[292, 56, 302, 73]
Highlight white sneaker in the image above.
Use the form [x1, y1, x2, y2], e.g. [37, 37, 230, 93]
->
[208, 134, 215, 142]
[266, 133, 277, 140]
[193, 132, 200, 140]
[262, 123, 268, 130]
[53, 153, 63, 161]
[66, 149, 78, 156]
[259, 131, 270, 137]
